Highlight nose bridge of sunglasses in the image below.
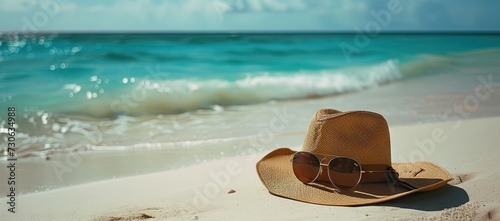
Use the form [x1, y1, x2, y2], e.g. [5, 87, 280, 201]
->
[320, 158, 330, 165]
[316, 161, 331, 182]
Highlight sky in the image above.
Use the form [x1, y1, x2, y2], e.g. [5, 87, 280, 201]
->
[0, 0, 499, 32]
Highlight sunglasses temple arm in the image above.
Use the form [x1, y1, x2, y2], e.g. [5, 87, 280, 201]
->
[386, 170, 418, 190]
[392, 177, 418, 190]
[361, 170, 418, 190]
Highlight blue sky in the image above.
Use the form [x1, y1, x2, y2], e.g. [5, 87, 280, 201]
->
[0, 0, 499, 32]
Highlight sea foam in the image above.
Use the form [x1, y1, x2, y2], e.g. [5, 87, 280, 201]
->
[65, 59, 402, 117]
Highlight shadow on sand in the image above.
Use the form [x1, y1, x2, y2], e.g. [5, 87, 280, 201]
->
[380, 184, 469, 211]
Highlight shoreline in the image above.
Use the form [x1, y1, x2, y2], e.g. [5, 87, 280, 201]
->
[1, 116, 499, 220]
[1, 69, 500, 196]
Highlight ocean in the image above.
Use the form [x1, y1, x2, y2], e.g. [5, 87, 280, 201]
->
[1, 33, 500, 162]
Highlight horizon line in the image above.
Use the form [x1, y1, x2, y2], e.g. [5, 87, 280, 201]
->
[1, 29, 500, 35]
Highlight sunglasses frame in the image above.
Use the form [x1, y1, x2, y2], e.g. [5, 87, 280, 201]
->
[292, 151, 401, 191]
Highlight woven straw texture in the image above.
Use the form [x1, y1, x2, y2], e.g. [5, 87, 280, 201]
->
[256, 109, 452, 206]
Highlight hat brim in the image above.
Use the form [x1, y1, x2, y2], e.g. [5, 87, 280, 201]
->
[256, 148, 453, 206]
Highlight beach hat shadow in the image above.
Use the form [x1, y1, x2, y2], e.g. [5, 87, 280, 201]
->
[380, 184, 469, 211]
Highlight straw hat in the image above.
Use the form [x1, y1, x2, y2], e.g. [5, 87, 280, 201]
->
[256, 109, 452, 206]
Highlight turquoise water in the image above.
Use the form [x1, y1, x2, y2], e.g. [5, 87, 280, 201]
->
[1, 33, 500, 159]
[1, 33, 499, 116]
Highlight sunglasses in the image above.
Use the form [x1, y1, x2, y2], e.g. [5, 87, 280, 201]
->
[291, 151, 417, 191]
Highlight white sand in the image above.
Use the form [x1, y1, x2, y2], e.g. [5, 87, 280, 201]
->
[2, 116, 499, 220]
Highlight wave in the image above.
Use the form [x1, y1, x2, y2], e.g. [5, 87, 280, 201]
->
[25, 46, 490, 118]
[399, 47, 500, 78]
[57, 46, 496, 118]
[60, 60, 402, 117]
[398, 54, 455, 78]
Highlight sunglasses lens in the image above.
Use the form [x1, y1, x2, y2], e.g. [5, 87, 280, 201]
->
[292, 152, 321, 183]
[328, 157, 362, 190]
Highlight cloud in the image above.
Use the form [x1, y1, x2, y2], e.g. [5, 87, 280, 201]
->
[245, 0, 294, 12]
[0, 0, 498, 31]
[42, 0, 173, 31]
[0, 0, 37, 12]
[386, 0, 500, 30]
[212, 0, 307, 13]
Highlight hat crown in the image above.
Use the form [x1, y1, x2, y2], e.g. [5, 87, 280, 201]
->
[302, 109, 391, 166]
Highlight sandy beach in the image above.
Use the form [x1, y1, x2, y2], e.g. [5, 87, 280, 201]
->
[1, 113, 499, 220]
[1, 0, 500, 219]
[1, 34, 500, 221]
